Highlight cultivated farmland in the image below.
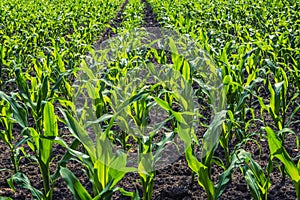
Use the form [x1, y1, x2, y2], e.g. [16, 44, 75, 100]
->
[0, 0, 299, 199]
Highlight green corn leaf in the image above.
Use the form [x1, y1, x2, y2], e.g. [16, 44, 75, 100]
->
[138, 153, 155, 175]
[81, 60, 96, 80]
[242, 167, 261, 200]
[8, 172, 43, 200]
[27, 127, 39, 152]
[266, 127, 300, 183]
[86, 81, 99, 100]
[215, 150, 245, 199]
[268, 81, 277, 119]
[182, 60, 191, 81]
[202, 110, 226, 166]
[185, 147, 215, 199]
[60, 167, 92, 200]
[119, 188, 137, 198]
[154, 132, 175, 162]
[245, 71, 256, 87]
[219, 42, 231, 67]
[153, 97, 171, 111]
[40, 102, 58, 165]
[237, 149, 270, 200]
[14, 68, 31, 102]
[36, 75, 49, 113]
[51, 138, 82, 181]
[61, 109, 96, 161]
[0, 92, 28, 128]
[96, 180, 116, 200]
[153, 97, 186, 125]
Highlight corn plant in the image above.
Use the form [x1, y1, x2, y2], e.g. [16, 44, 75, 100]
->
[178, 110, 230, 200]
[58, 109, 136, 200]
[5, 101, 58, 200]
[133, 99, 175, 200]
[0, 99, 21, 173]
[5, 65, 64, 199]
[238, 149, 272, 200]
[107, 64, 177, 200]
[56, 58, 139, 199]
[258, 62, 290, 131]
[30, 102, 58, 199]
[0, 91, 31, 177]
[257, 64, 299, 181]
[151, 64, 227, 199]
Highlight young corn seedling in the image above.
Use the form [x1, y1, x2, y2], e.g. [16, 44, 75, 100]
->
[8, 65, 65, 199]
[265, 64, 289, 131]
[135, 128, 175, 200]
[219, 42, 261, 139]
[7, 101, 58, 200]
[238, 149, 272, 200]
[120, 84, 173, 200]
[59, 107, 136, 200]
[213, 43, 261, 168]
[152, 68, 230, 200]
[106, 57, 183, 200]
[131, 101, 175, 200]
[259, 61, 299, 134]
[181, 119, 254, 200]
[258, 64, 299, 181]
[57, 61, 140, 199]
[0, 98, 23, 173]
[221, 70, 263, 168]
[0, 92, 32, 188]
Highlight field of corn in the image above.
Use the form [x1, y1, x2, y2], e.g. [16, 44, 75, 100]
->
[0, 0, 299, 199]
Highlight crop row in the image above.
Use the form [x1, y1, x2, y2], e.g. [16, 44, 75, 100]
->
[0, 0, 123, 91]
[147, 0, 300, 199]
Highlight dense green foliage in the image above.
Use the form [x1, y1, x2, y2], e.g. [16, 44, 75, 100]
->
[0, 0, 122, 90]
[0, 0, 299, 199]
